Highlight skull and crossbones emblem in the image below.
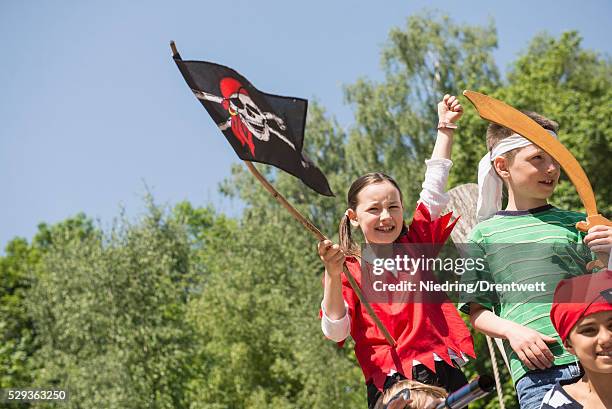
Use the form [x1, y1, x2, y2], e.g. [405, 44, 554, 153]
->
[193, 77, 295, 156]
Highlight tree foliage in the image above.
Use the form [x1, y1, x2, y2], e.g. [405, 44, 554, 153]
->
[27, 205, 195, 409]
[0, 238, 37, 391]
[1, 214, 96, 405]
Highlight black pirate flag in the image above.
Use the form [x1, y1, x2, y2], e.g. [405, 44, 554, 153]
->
[173, 51, 334, 196]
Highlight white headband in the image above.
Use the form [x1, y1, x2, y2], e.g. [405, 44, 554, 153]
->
[476, 130, 557, 222]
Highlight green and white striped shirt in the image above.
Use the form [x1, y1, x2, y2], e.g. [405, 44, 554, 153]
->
[459, 205, 593, 383]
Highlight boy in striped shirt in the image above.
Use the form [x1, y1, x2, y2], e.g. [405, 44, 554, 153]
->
[459, 112, 612, 409]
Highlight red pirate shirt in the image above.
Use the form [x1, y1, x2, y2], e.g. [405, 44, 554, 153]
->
[323, 202, 475, 391]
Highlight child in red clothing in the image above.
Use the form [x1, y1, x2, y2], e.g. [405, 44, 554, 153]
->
[318, 95, 475, 408]
[541, 270, 612, 408]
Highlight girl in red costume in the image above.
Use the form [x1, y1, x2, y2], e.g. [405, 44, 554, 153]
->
[318, 95, 475, 408]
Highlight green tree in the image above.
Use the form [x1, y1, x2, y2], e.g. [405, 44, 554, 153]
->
[185, 209, 364, 409]
[0, 238, 37, 391]
[1, 213, 97, 409]
[27, 203, 196, 409]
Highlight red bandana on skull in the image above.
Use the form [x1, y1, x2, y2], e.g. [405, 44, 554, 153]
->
[220, 77, 256, 156]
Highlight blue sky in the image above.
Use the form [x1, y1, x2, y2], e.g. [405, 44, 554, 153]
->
[1, 0, 610, 250]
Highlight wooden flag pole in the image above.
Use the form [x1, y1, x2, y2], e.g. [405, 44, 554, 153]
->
[244, 161, 325, 239]
[244, 161, 397, 346]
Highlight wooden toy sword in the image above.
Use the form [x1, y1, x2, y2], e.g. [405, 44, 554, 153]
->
[463, 90, 611, 233]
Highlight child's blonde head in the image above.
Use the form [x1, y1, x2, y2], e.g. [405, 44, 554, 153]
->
[373, 379, 447, 409]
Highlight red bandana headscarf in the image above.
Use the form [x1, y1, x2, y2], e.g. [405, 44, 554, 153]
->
[550, 269, 612, 342]
[220, 77, 256, 155]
